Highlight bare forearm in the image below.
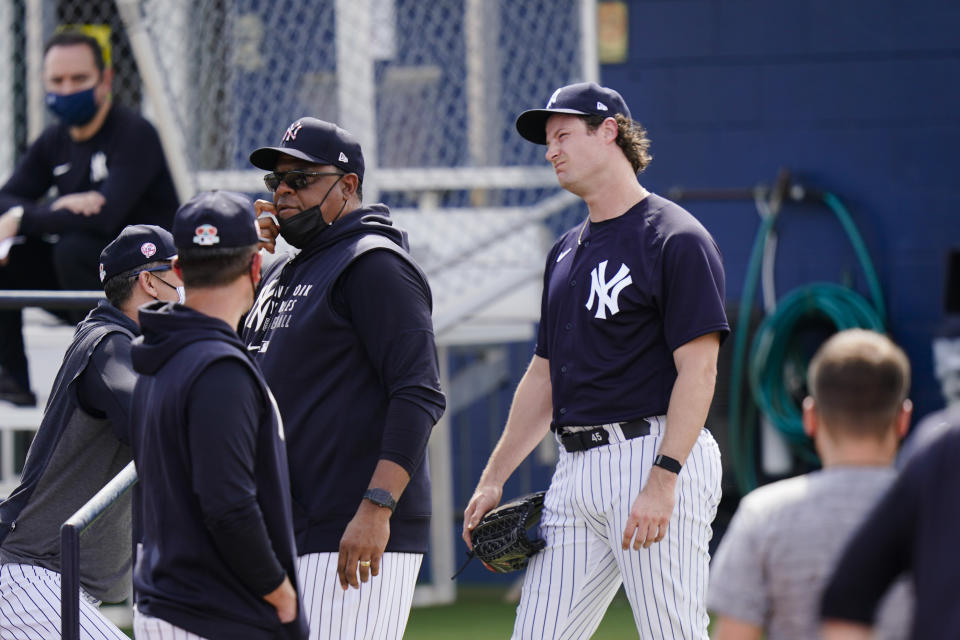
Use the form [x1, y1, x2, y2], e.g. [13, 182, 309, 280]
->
[821, 620, 874, 640]
[712, 616, 762, 640]
[366, 459, 411, 501]
[659, 333, 720, 463]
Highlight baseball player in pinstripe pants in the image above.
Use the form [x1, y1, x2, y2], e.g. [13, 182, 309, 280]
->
[463, 82, 728, 639]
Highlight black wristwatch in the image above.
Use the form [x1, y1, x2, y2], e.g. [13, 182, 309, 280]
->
[363, 488, 397, 512]
[653, 454, 683, 474]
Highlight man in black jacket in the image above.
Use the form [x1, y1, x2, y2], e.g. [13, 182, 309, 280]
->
[130, 191, 306, 639]
[0, 224, 181, 639]
[245, 118, 445, 639]
[0, 29, 178, 406]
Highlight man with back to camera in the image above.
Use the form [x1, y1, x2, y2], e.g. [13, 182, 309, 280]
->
[0, 29, 178, 406]
[129, 191, 306, 639]
[708, 329, 914, 640]
[462, 82, 729, 639]
[820, 413, 960, 640]
[244, 117, 446, 639]
[0, 224, 182, 639]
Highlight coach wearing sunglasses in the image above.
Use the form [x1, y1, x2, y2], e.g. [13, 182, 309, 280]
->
[242, 117, 445, 640]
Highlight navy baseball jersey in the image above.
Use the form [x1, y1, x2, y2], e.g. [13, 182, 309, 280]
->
[0, 104, 177, 237]
[536, 192, 729, 427]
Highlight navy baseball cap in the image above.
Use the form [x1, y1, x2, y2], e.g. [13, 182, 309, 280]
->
[515, 81, 632, 145]
[172, 190, 259, 250]
[99, 224, 176, 285]
[249, 117, 365, 182]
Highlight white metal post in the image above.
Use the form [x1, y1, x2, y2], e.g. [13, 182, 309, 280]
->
[580, 0, 599, 82]
[335, 0, 379, 203]
[25, 0, 45, 144]
[0, 1, 14, 177]
[116, 0, 195, 202]
[413, 345, 456, 606]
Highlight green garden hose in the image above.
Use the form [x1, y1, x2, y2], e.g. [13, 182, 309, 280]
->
[728, 191, 886, 495]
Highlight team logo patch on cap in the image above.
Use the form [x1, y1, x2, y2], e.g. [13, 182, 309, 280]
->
[140, 242, 157, 258]
[282, 120, 303, 143]
[193, 224, 221, 246]
[99, 263, 106, 283]
[547, 87, 562, 108]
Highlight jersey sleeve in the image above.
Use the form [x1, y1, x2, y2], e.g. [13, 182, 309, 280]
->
[707, 491, 770, 626]
[0, 130, 56, 215]
[659, 228, 729, 351]
[76, 331, 137, 444]
[334, 249, 446, 475]
[186, 359, 287, 597]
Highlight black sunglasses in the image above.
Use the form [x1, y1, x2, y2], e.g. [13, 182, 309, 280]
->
[129, 264, 172, 278]
[263, 170, 344, 193]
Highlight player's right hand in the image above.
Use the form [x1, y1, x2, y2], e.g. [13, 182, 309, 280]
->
[254, 199, 280, 253]
[462, 485, 502, 550]
[263, 575, 298, 624]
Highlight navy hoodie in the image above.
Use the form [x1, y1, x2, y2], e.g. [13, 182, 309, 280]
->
[131, 302, 306, 639]
[243, 204, 446, 554]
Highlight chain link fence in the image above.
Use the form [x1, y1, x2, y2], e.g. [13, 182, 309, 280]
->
[2, 0, 599, 607]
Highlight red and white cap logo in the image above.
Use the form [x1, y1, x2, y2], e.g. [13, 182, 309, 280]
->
[193, 224, 220, 246]
[99, 263, 106, 283]
[140, 242, 157, 258]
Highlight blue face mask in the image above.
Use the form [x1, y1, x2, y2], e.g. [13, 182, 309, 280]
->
[45, 86, 99, 126]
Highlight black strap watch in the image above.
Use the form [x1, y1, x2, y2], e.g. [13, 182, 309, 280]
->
[653, 454, 683, 474]
[363, 488, 397, 512]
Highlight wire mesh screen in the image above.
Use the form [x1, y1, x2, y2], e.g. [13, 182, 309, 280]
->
[122, 0, 588, 175]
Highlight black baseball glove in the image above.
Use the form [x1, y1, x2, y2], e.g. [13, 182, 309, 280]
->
[466, 491, 547, 574]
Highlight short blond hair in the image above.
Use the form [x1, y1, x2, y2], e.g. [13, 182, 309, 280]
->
[807, 329, 911, 436]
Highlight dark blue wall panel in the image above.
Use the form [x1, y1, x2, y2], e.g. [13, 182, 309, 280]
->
[603, 0, 959, 424]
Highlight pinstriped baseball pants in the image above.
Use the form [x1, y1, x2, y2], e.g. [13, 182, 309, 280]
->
[0, 563, 129, 640]
[512, 417, 723, 640]
[296, 552, 422, 640]
[133, 608, 208, 639]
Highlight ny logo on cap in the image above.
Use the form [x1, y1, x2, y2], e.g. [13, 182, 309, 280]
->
[282, 121, 303, 143]
[140, 242, 157, 258]
[546, 87, 562, 108]
[193, 224, 221, 246]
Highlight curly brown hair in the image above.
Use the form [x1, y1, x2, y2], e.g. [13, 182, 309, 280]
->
[583, 113, 652, 174]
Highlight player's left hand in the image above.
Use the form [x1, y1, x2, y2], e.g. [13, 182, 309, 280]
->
[51, 190, 105, 216]
[254, 199, 280, 253]
[337, 500, 391, 590]
[622, 467, 677, 550]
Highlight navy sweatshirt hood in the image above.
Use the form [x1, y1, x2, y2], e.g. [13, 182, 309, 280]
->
[132, 302, 246, 375]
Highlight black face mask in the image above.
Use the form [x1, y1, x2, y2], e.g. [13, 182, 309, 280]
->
[277, 175, 347, 249]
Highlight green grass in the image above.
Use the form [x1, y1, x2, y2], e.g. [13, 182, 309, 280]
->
[120, 585, 710, 638]
[406, 585, 640, 639]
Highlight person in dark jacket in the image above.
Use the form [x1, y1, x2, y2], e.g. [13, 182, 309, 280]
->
[130, 191, 306, 640]
[0, 224, 181, 639]
[244, 118, 445, 639]
[821, 415, 960, 640]
[0, 29, 178, 406]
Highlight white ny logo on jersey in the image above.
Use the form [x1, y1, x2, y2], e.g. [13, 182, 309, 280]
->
[585, 260, 632, 319]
